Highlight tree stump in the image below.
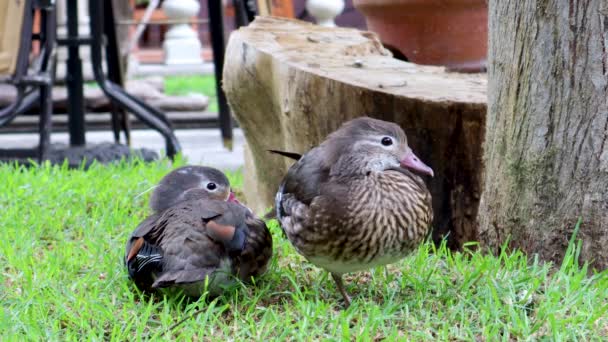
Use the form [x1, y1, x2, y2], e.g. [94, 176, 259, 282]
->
[223, 16, 487, 248]
[479, 1, 608, 269]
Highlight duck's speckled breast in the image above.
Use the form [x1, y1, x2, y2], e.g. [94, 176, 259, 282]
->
[306, 170, 433, 274]
[346, 170, 433, 250]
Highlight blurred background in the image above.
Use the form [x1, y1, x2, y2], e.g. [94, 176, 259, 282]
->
[0, 0, 486, 169]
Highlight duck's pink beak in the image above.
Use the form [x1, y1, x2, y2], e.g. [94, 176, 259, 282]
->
[227, 191, 253, 213]
[228, 191, 240, 203]
[400, 150, 434, 177]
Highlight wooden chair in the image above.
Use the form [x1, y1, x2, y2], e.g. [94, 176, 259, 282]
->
[0, 0, 56, 162]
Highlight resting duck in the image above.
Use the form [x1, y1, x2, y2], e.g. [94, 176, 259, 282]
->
[274, 117, 433, 307]
[125, 166, 272, 297]
[149, 165, 238, 213]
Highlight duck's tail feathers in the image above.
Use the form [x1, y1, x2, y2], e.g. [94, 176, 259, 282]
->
[267, 149, 302, 161]
[126, 237, 163, 289]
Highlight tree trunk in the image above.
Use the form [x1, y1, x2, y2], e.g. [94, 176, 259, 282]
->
[223, 17, 487, 248]
[479, 1, 608, 268]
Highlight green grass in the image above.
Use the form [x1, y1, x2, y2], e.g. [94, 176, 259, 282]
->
[164, 75, 219, 113]
[1, 160, 607, 340]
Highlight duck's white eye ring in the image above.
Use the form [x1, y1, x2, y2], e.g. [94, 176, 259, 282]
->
[206, 182, 217, 191]
[381, 137, 393, 146]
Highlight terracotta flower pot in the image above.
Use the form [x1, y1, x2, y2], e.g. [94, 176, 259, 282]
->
[353, 0, 488, 72]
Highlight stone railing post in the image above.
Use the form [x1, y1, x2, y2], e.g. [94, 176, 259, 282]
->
[55, 0, 93, 80]
[305, 0, 344, 27]
[161, 0, 203, 65]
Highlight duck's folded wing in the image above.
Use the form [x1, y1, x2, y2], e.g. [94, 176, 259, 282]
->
[151, 223, 224, 288]
[125, 213, 162, 265]
[277, 193, 310, 237]
[276, 147, 331, 227]
[130, 201, 226, 244]
[205, 220, 247, 254]
[124, 202, 218, 284]
[200, 201, 252, 253]
[129, 213, 162, 239]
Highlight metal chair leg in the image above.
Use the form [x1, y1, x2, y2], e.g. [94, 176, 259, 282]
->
[89, 0, 180, 158]
[104, 0, 131, 145]
[208, 0, 233, 148]
[38, 82, 52, 162]
[65, 0, 86, 146]
[37, 0, 56, 162]
[233, 0, 251, 27]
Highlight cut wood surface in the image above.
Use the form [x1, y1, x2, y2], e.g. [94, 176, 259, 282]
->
[223, 16, 487, 247]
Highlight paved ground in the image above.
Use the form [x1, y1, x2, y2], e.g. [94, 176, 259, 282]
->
[0, 128, 246, 170]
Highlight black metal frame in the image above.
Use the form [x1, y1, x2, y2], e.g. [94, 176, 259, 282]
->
[0, 0, 56, 162]
[57, 0, 132, 147]
[208, 1, 232, 146]
[206, 0, 256, 147]
[0, 0, 263, 162]
[87, 0, 180, 157]
[0, 0, 182, 162]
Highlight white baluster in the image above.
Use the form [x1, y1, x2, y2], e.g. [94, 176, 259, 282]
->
[55, 0, 94, 80]
[162, 0, 203, 65]
[306, 0, 344, 27]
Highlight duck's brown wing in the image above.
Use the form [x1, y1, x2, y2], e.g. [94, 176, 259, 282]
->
[126, 199, 259, 293]
[150, 214, 223, 289]
[275, 147, 330, 242]
[275, 144, 355, 245]
[277, 147, 329, 209]
[124, 201, 227, 289]
[159, 201, 272, 284]
[147, 200, 250, 290]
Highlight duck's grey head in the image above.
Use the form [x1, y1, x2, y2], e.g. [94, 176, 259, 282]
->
[323, 117, 434, 178]
[149, 166, 237, 213]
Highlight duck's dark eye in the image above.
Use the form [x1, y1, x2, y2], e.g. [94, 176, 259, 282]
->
[381, 137, 393, 146]
[206, 183, 217, 191]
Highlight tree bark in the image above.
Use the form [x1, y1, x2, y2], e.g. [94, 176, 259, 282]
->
[479, 1, 608, 268]
[223, 17, 487, 248]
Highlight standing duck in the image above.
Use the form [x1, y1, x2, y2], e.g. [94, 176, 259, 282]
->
[125, 166, 272, 297]
[275, 117, 434, 307]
